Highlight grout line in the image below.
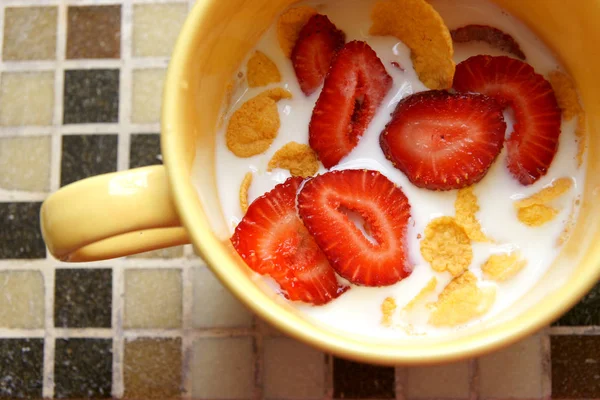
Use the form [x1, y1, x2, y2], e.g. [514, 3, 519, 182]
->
[181, 262, 194, 399]
[394, 366, 407, 400]
[42, 267, 55, 398]
[468, 358, 480, 400]
[541, 329, 552, 399]
[324, 353, 334, 400]
[549, 325, 600, 335]
[253, 320, 265, 400]
[0, 5, 5, 64]
[112, 264, 125, 398]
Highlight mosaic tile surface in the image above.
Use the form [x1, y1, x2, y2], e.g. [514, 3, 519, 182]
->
[0, 1, 598, 399]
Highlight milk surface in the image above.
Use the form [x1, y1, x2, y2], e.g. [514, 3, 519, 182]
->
[194, 0, 586, 338]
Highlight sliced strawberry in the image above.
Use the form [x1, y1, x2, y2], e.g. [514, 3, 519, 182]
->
[309, 41, 393, 168]
[453, 55, 561, 185]
[291, 14, 345, 96]
[379, 90, 506, 191]
[297, 169, 411, 286]
[231, 176, 347, 305]
[451, 25, 526, 60]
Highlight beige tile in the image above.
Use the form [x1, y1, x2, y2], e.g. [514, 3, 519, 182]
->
[130, 246, 184, 259]
[131, 69, 165, 123]
[124, 338, 182, 399]
[0, 271, 44, 329]
[264, 337, 324, 399]
[132, 4, 188, 57]
[0, 136, 51, 192]
[124, 269, 182, 329]
[480, 333, 543, 398]
[0, 72, 54, 126]
[3, 7, 57, 61]
[192, 266, 253, 328]
[191, 337, 254, 398]
[406, 360, 470, 399]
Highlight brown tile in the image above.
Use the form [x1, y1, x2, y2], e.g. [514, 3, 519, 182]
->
[3, 7, 57, 61]
[123, 338, 182, 399]
[551, 335, 600, 398]
[66, 5, 121, 59]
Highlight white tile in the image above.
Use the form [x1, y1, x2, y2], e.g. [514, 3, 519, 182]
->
[132, 4, 188, 57]
[0, 136, 51, 192]
[0, 71, 54, 126]
[191, 337, 254, 398]
[0, 271, 45, 329]
[192, 266, 253, 328]
[264, 337, 324, 399]
[131, 68, 165, 124]
[479, 333, 543, 398]
[406, 360, 470, 399]
[124, 268, 182, 329]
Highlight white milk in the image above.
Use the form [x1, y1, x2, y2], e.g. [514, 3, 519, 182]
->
[194, 0, 586, 339]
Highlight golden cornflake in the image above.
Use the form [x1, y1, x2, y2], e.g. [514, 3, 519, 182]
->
[455, 187, 492, 242]
[381, 297, 397, 326]
[514, 178, 573, 209]
[277, 6, 318, 58]
[404, 277, 437, 310]
[429, 271, 496, 327]
[548, 71, 586, 166]
[420, 217, 472, 277]
[517, 204, 559, 227]
[239, 172, 253, 213]
[268, 142, 319, 177]
[226, 88, 292, 157]
[370, 0, 455, 89]
[247, 51, 281, 87]
[482, 252, 527, 281]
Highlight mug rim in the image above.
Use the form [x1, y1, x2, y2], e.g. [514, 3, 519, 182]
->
[161, 0, 600, 365]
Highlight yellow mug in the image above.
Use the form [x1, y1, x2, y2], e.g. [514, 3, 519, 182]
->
[41, 0, 600, 365]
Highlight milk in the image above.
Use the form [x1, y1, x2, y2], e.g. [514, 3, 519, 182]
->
[195, 0, 585, 339]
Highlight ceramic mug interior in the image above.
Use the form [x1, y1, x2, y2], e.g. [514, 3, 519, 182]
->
[161, 0, 600, 364]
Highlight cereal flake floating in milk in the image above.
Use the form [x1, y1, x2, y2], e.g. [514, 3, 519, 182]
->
[429, 271, 496, 327]
[482, 251, 527, 281]
[246, 51, 282, 87]
[455, 187, 492, 242]
[514, 177, 573, 227]
[404, 277, 438, 311]
[420, 217, 472, 277]
[369, 0, 454, 89]
[381, 297, 397, 326]
[547, 70, 586, 166]
[277, 6, 318, 57]
[226, 88, 292, 157]
[268, 142, 319, 177]
[239, 172, 253, 213]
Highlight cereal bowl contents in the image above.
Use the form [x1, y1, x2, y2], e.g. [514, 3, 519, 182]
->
[196, 0, 586, 339]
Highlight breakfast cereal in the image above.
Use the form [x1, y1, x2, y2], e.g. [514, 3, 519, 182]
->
[267, 142, 319, 177]
[420, 217, 472, 277]
[482, 252, 527, 281]
[247, 51, 282, 87]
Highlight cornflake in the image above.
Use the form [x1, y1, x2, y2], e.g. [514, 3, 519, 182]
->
[370, 0, 454, 89]
[482, 251, 527, 281]
[420, 217, 472, 277]
[429, 271, 496, 327]
[381, 297, 397, 326]
[277, 6, 318, 57]
[239, 172, 253, 213]
[247, 51, 281, 87]
[455, 187, 492, 242]
[404, 277, 437, 310]
[268, 142, 319, 177]
[226, 88, 292, 157]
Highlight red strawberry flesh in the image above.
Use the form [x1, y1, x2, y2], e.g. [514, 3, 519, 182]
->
[231, 176, 347, 305]
[298, 169, 412, 286]
[453, 55, 561, 185]
[291, 14, 345, 96]
[309, 41, 393, 168]
[380, 90, 506, 191]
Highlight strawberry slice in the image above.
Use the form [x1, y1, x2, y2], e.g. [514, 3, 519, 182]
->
[379, 90, 506, 191]
[231, 176, 347, 305]
[453, 55, 562, 185]
[297, 169, 412, 286]
[451, 25, 526, 60]
[309, 41, 393, 168]
[291, 14, 345, 96]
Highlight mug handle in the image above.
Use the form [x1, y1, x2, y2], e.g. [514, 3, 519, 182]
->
[40, 165, 190, 262]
